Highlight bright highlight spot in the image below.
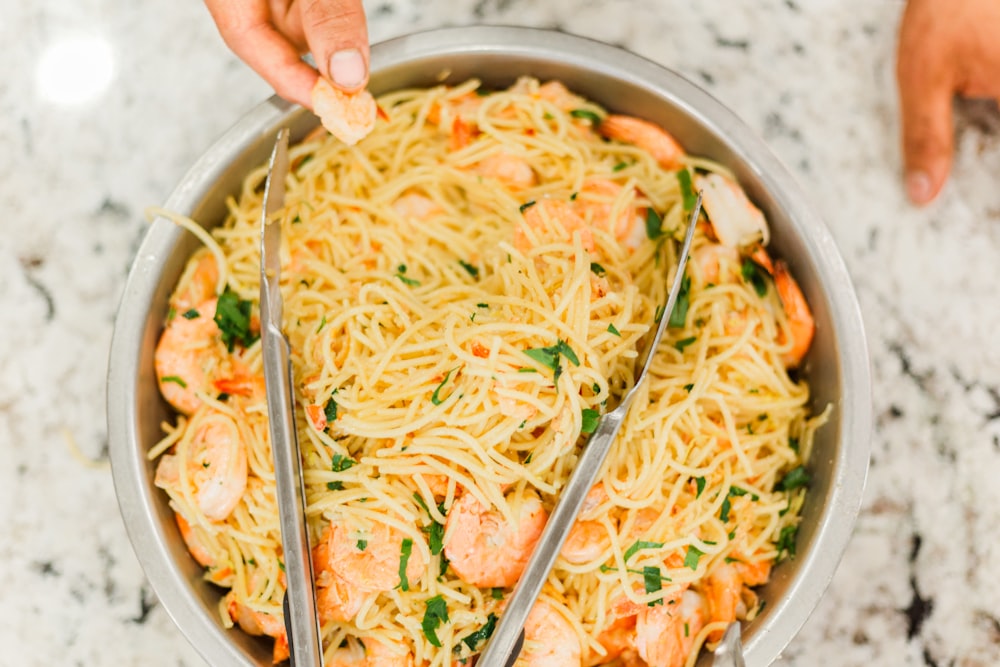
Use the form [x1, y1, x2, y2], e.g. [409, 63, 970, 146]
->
[37, 36, 114, 106]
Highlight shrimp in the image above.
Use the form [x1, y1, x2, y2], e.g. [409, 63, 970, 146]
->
[392, 192, 442, 221]
[312, 77, 377, 146]
[696, 172, 769, 249]
[473, 151, 537, 189]
[174, 512, 214, 568]
[154, 297, 263, 415]
[702, 559, 770, 642]
[516, 598, 582, 667]
[363, 637, 414, 667]
[444, 491, 547, 587]
[154, 413, 248, 522]
[325, 639, 367, 667]
[599, 115, 685, 170]
[559, 519, 609, 565]
[691, 243, 741, 287]
[314, 517, 426, 622]
[584, 614, 642, 667]
[772, 259, 815, 367]
[515, 200, 595, 254]
[225, 592, 289, 663]
[573, 178, 646, 245]
[634, 589, 708, 667]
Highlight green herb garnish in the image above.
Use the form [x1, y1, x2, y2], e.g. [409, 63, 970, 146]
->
[677, 168, 698, 213]
[431, 367, 458, 406]
[674, 336, 697, 352]
[668, 275, 691, 328]
[214, 289, 258, 352]
[398, 538, 414, 591]
[777, 466, 810, 491]
[570, 109, 603, 125]
[643, 566, 663, 605]
[181, 308, 200, 320]
[645, 207, 664, 240]
[684, 545, 704, 570]
[160, 375, 187, 388]
[741, 259, 768, 297]
[581, 408, 600, 435]
[460, 612, 498, 651]
[607, 323, 621, 337]
[421, 595, 449, 647]
[623, 540, 664, 563]
[519, 200, 536, 214]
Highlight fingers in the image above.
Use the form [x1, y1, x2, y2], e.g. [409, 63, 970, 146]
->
[300, 0, 370, 92]
[896, 1, 956, 205]
[205, 0, 318, 108]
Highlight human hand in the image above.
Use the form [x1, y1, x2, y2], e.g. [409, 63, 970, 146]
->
[896, 0, 1000, 205]
[204, 0, 369, 109]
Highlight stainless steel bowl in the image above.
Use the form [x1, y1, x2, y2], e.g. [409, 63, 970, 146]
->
[109, 26, 871, 666]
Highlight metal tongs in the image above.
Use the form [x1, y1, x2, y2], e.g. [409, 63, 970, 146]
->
[480, 194, 702, 667]
[260, 127, 324, 666]
[712, 622, 747, 667]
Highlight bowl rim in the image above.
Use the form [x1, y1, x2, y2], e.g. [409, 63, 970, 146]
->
[108, 24, 871, 666]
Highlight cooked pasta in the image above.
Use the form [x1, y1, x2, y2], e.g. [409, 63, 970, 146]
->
[149, 76, 826, 667]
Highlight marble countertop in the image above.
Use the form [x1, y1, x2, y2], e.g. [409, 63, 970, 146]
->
[4, 0, 1000, 664]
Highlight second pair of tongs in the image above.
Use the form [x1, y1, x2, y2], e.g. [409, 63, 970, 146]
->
[479, 194, 703, 666]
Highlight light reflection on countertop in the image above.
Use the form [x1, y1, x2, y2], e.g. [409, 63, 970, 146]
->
[3, 1, 1000, 666]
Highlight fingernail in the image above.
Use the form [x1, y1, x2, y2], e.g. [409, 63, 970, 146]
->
[329, 49, 366, 90]
[906, 170, 932, 204]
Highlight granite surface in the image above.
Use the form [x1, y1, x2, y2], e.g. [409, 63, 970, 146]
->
[3, 0, 1000, 665]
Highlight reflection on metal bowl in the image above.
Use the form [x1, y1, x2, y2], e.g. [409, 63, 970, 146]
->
[108, 26, 871, 667]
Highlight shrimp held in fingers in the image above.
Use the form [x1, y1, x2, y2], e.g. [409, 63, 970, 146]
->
[312, 77, 377, 146]
[444, 491, 547, 587]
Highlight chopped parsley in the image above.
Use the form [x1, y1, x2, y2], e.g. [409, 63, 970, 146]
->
[719, 494, 733, 522]
[674, 336, 697, 352]
[590, 262, 606, 276]
[519, 200, 536, 214]
[643, 566, 663, 605]
[684, 545, 704, 570]
[569, 109, 603, 125]
[668, 275, 691, 328]
[623, 540, 664, 563]
[677, 168, 698, 213]
[490, 588, 504, 600]
[741, 259, 768, 297]
[160, 375, 187, 388]
[645, 207, 664, 240]
[460, 612, 498, 651]
[580, 408, 600, 434]
[421, 595, 449, 647]
[777, 466, 810, 491]
[607, 323, 621, 337]
[316, 314, 327, 333]
[181, 308, 200, 320]
[523, 339, 580, 380]
[458, 260, 479, 278]
[613, 161, 629, 172]
[729, 486, 759, 501]
[396, 264, 420, 287]
[326, 453, 356, 491]
[214, 289, 258, 352]
[789, 436, 800, 453]
[694, 476, 706, 498]
[356, 539, 367, 551]
[431, 367, 458, 406]
[398, 538, 414, 591]
[323, 392, 339, 425]
[776, 525, 798, 560]
[683, 383, 694, 392]
[216, 392, 230, 402]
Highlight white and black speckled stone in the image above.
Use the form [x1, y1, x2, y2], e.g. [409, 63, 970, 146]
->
[3, 1, 1000, 665]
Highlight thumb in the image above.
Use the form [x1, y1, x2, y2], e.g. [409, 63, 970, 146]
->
[896, 33, 955, 204]
[300, 0, 370, 92]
